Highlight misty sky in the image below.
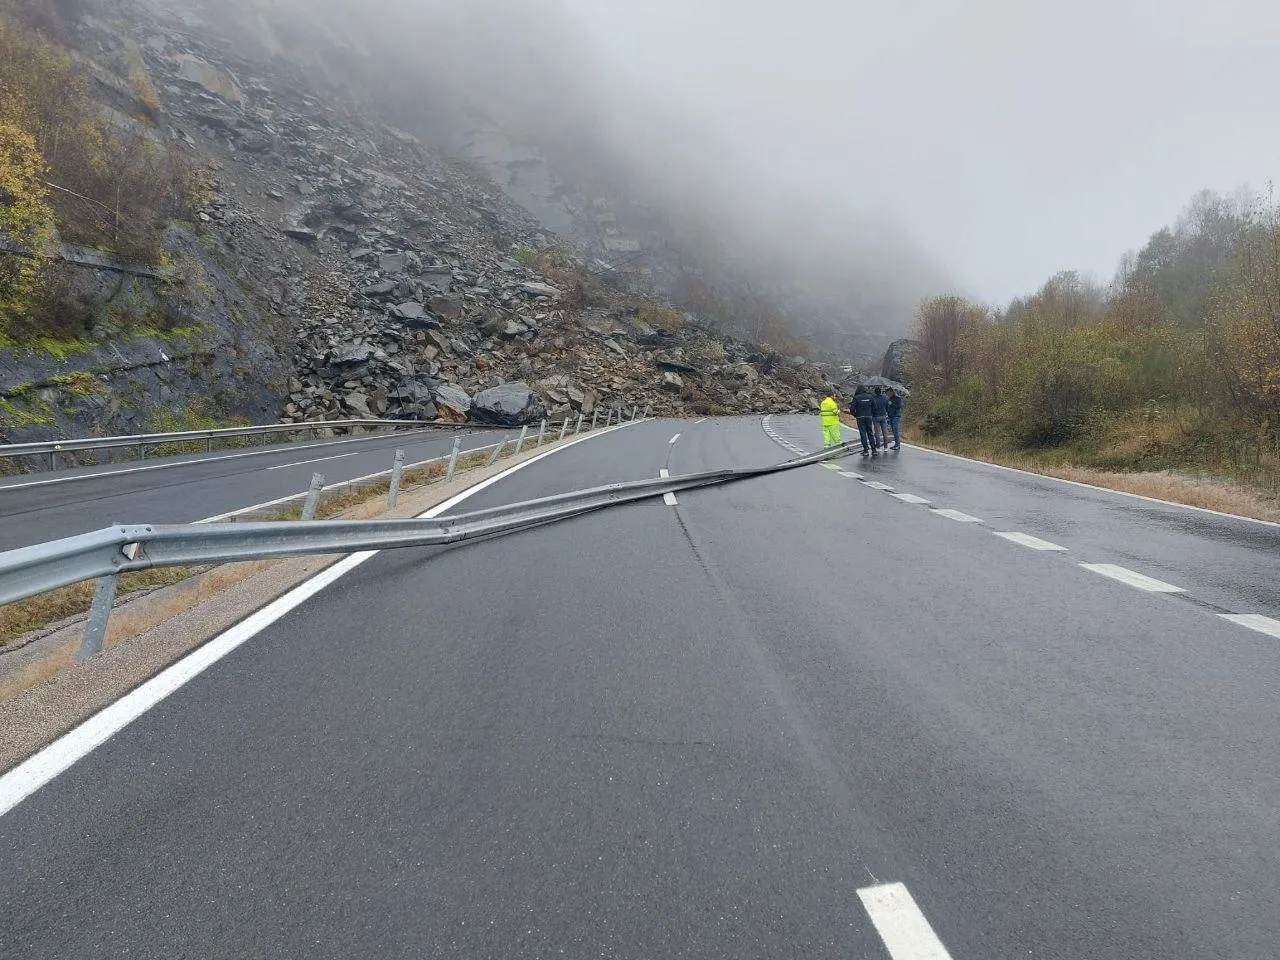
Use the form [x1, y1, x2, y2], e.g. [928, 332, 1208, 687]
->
[563, 0, 1280, 301]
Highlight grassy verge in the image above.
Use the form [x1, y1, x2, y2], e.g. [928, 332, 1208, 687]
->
[0, 567, 196, 648]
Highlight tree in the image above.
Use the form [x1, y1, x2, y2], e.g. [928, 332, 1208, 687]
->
[0, 122, 54, 335]
[912, 295, 987, 389]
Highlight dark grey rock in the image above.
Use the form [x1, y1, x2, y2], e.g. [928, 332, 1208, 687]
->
[282, 227, 319, 245]
[470, 382, 546, 426]
[519, 281, 560, 298]
[360, 280, 397, 298]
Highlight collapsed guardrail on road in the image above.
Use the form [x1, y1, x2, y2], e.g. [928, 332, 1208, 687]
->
[0, 433, 853, 659]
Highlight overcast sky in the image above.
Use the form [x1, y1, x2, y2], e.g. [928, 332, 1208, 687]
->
[559, 0, 1280, 301]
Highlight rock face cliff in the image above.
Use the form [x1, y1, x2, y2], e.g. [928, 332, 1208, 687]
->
[0, 0, 835, 454]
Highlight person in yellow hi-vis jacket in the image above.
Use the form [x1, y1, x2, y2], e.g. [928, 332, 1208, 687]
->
[819, 394, 842, 448]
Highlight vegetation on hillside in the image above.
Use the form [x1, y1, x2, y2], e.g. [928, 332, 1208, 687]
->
[906, 189, 1280, 497]
[0, 9, 200, 341]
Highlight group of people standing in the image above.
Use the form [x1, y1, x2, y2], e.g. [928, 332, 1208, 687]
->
[818, 386, 903, 456]
[850, 385, 902, 455]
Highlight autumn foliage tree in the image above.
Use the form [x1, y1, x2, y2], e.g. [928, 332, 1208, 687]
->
[905, 188, 1280, 469]
[0, 122, 55, 335]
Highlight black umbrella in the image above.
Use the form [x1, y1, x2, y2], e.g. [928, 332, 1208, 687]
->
[857, 375, 911, 397]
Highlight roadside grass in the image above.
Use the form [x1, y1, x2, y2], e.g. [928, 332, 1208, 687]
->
[0, 567, 196, 648]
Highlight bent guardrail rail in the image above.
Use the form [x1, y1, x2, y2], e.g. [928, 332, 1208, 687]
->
[0, 442, 853, 608]
[0, 437, 855, 659]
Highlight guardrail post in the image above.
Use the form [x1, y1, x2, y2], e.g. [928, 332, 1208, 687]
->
[604, 409, 612, 427]
[486, 438, 506, 466]
[138, 441, 146, 461]
[445, 437, 462, 482]
[631, 405, 638, 421]
[643, 405, 650, 419]
[49, 451, 56, 471]
[591, 409, 599, 431]
[514, 425, 529, 454]
[575, 412, 584, 434]
[537, 418, 547, 448]
[558, 417, 569, 442]
[301, 472, 326, 521]
[388, 449, 405, 508]
[205, 437, 212, 454]
[78, 574, 120, 661]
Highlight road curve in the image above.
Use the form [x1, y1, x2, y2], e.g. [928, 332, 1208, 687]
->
[2, 415, 1278, 958]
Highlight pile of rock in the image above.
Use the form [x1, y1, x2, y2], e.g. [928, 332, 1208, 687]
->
[127, 6, 835, 428]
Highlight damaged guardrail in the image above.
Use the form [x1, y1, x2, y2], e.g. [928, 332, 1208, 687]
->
[0, 436, 854, 660]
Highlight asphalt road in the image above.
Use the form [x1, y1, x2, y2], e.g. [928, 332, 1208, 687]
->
[3, 415, 1279, 958]
[0, 426, 524, 552]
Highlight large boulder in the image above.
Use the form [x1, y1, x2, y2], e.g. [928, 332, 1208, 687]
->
[882, 338, 920, 382]
[434, 383, 472, 420]
[470, 382, 546, 426]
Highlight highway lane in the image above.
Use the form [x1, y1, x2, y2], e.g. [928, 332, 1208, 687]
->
[765, 413, 1280, 620]
[0, 426, 520, 552]
[4, 416, 1280, 957]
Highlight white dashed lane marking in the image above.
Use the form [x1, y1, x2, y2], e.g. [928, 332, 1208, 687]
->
[838, 471, 863, 479]
[891, 493, 932, 505]
[932, 509, 983, 523]
[858, 883, 955, 960]
[659, 469, 677, 506]
[993, 532, 1067, 551]
[1219, 614, 1280, 639]
[863, 481, 895, 492]
[1080, 563, 1184, 593]
[265, 452, 361, 471]
[668, 433, 681, 445]
[821, 463, 844, 471]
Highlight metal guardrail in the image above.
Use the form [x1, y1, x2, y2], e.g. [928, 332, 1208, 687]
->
[0, 422, 854, 659]
[0, 402, 658, 657]
[0, 418, 443, 471]
[0, 441, 852, 608]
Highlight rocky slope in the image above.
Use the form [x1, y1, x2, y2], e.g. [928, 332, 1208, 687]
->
[1, 0, 833, 453]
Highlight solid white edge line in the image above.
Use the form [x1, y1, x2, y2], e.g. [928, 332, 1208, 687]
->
[993, 531, 1067, 551]
[0, 429, 445, 492]
[264, 451, 362, 471]
[931, 509, 984, 523]
[1079, 563, 1184, 593]
[1220, 614, 1280, 639]
[857, 883, 954, 960]
[905, 442, 1280, 530]
[0, 421, 638, 819]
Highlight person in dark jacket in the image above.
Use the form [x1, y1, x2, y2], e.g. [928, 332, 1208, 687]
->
[850, 386, 878, 456]
[871, 387, 890, 450]
[886, 389, 903, 450]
